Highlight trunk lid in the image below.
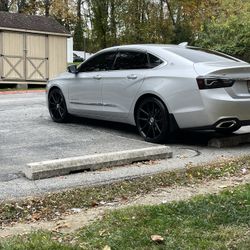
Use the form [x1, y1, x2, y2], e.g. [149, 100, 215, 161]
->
[194, 62, 250, 98]
[194, 61, 250, 76]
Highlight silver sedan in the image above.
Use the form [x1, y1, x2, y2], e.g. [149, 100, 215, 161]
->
[47, 44, 250, 143]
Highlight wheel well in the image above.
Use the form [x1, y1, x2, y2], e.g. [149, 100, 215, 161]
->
[48, 86, 60, 95]
[134, 94, 168, 117]
[134, 94, 179, 132]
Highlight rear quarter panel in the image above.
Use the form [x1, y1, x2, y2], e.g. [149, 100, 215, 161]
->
[128, 64, 204, 127]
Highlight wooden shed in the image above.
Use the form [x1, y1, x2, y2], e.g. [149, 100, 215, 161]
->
[0, 11, 71, 85]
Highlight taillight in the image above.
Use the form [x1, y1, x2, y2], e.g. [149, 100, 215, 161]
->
[196, 76, 235, 89]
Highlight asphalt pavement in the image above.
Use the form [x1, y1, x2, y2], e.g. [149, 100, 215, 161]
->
[0, 92, 250, 201]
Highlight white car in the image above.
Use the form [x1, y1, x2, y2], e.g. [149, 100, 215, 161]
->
[47, 44, 250, 143]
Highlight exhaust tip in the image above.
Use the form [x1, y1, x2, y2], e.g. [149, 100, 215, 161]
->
[216, 120, 237, 129]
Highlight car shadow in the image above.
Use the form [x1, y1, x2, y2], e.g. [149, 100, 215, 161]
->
[68, 116, 234, 147]
[69, 116, 140, 139]
[168, 130, 225, 146]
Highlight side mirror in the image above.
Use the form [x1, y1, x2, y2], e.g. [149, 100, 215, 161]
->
[67, 64, 78, 74]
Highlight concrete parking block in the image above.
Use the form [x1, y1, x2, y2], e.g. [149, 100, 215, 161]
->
[208, 133, 250, 148]
[24, 146, 172, 180]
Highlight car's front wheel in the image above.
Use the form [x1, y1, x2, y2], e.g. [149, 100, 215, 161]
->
[48, 88, 69, 123]
[136, 97, 169, 143]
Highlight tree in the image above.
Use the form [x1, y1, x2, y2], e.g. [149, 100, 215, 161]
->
[44, 0, 51, 16]
[23, 0, 38, 15]
[195, 0, 250, 62]
[0, 0, 12, 11]
[163, 0, 215, 44]
[50, 0, 75, 30]
[17, 0, 28, 13]
[110, 0, 117, 45]
[1, 0, 248, 59]
[73, 19, 84, 50]
[76, 0, 82, 18]
[90, 0, 109, 48]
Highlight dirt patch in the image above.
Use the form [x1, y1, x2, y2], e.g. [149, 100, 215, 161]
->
[1, 173, 249, 238]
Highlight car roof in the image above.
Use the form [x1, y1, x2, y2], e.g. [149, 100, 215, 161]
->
[98, 44, 241, 65]
[97, 44, 195, 65]
[103, 44, 186, 51]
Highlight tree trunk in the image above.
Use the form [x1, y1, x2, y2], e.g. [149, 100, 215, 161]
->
[17, 0, 27, 13]
[165, 0, 176, 27]
[110, 0, 117, 45]
[0, 0, 9, 11]
[44, 0, 50, 16]
[77, 0, 82, 19]
[64, 0, 70, 30]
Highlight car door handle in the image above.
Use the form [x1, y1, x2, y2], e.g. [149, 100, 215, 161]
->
[127, 74, 137, 80]
[93, 75, 102, 80]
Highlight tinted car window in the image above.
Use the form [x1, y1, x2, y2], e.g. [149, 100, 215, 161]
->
[148, 53, 163, 68]
[114, 51, 149, 70]
[79, 51, 117, 72]
[165, 47, 238, 63]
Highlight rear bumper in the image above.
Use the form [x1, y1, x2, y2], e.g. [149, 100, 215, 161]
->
[186, 118, 250, 131]
[171, 88, 250, 129]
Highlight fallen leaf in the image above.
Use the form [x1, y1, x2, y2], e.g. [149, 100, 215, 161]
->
[91, 201, 99, 207]
[242, 168, 247, 174]
[103, 245, 111, 250]
[53, 222, 70, 231]
[15, 205, 24, 210]
[99, 230, 106, 236]
[31, 213, 41, 221]
[71, 208, 81, 213]
[151, 235, 164, 243]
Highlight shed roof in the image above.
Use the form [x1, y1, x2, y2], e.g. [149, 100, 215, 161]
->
[0, 11, 71, 36]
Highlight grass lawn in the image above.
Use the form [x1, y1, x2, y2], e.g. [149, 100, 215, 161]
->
[0, 156, 249, 226]
[1, 184, 249, 250]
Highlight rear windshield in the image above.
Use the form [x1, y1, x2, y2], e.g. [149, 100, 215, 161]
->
[165, 47, 239, 63]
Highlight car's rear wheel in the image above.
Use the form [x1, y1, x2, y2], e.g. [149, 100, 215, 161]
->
[136, 97, 169, 143]
[48, 88, 69, 123]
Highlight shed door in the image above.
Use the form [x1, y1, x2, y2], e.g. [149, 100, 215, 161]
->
[26, 34, 48, 81]
[1, 32, 25, 80]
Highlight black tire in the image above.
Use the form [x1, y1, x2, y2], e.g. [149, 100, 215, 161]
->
[48, 88, 69, 123]
[135, 97, 169, 143]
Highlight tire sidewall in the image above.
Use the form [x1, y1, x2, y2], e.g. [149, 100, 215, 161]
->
[48, 88, 69, 123]
[136, 97, 169, 143]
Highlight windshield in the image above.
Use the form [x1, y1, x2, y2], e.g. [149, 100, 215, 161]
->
[165, 47, 239, 63]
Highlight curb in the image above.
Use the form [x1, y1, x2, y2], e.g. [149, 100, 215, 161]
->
[0, 90, 45, 95]
[208, 133, 250, 148]
[24, 146, 173, 180]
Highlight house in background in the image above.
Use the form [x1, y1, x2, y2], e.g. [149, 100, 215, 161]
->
[0, 11, 71, 87]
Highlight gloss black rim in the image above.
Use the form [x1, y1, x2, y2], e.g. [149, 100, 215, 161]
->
[137, 100, 164, 139]
[49, 90, 66, 120]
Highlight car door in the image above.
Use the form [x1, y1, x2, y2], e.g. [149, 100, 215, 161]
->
[68, 51, 117, 115]
[101, 50, 148, 119]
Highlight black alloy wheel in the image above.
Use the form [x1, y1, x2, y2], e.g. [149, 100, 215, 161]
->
[136, 97, 169, 143]
[48, 88, 69, 123]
